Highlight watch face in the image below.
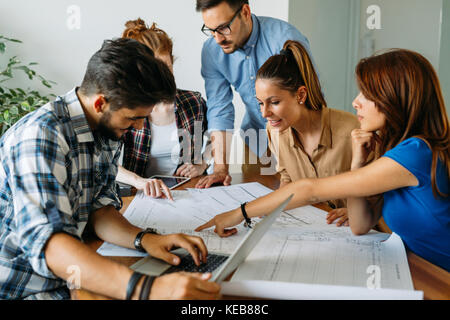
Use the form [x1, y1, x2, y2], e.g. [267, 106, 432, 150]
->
[135, 229, 159, 252]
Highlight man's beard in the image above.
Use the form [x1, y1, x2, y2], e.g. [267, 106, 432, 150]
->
[219, 39, 238, 54]
[97, 111, 122, 141]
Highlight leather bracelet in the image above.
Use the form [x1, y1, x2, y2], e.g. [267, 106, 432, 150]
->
[126, 271, 145, 300]
[240, 202, 252, 228]
[139, 275, 156, 300]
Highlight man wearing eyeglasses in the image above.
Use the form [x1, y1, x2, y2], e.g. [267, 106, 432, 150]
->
[195, 0, 316, 188]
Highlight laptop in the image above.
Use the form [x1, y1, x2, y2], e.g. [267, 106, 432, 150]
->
[130, 194, 293, 283]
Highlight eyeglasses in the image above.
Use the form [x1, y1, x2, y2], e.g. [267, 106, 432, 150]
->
[201, 6, 243, 37]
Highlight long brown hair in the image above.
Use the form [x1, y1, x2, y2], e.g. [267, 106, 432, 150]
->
[257, 40, 326, 111]
[122, 18, 174, 64]
[356, 49, 449, 198]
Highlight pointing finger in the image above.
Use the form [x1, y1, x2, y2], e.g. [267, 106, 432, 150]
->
[195, 220, 214, 232]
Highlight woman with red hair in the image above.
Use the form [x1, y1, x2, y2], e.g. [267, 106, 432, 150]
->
[118, 18, 210, 199]
[197, 49, 450, 271]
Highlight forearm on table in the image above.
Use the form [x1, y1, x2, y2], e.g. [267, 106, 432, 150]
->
[347, 197, 380, 235]
[345, 163, 380, 234]
[90, 206, 141, 250]
[44, 233, 139, 300]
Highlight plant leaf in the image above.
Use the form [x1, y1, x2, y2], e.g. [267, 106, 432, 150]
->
[41, 80, 52, 88]
[9, 106, 19, 115]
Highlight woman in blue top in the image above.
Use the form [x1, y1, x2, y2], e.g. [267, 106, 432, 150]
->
[196, 49, 450, 271]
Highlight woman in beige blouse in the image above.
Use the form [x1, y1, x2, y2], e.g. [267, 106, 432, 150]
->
[257, 40, 360, 226]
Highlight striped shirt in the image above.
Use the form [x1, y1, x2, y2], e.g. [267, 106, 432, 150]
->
[122, 89, 208, 177]
[0, 88, 122, 299]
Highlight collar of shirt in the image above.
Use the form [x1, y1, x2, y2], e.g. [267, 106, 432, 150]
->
[289, 108, 332, 149]
[242, 14, 260, 52]
[63, 87, 95, 144]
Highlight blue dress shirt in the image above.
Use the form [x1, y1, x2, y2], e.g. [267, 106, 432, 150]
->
[201, 14, 315, 156]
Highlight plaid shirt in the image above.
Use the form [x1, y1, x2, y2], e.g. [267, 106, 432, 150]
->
[0, 88, 122, 300]
[122, 89, 208, 177]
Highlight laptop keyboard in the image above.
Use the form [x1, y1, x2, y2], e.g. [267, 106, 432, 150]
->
[161, 253, 229, 275]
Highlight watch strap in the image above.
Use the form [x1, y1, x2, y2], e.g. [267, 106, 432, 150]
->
[240, 202, 252, 228]
[126, 271, 145, 300]
[134, 228, 158, 252]
[139, 275, 156, 300]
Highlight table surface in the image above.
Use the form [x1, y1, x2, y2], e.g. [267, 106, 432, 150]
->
[72, 173, 450, 300]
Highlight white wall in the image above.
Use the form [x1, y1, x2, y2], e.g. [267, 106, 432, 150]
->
[0, 0, 289, 173]
[289, 0, 360, 113]
[288, 0, 445, 113]
[0, 0, 288, 105]
[0, 0, 205, 95]
[439, 0, 450, 116]
[359, 0, 443, 69]
[359, 0, 447, 116]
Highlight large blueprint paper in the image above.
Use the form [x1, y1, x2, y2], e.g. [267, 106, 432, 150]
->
[231, 232, 414, 291]
[95, 182, 421, 299]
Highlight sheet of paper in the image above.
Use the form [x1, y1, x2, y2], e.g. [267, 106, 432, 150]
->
[97, 183, 272, 257]
[231, 232, 415, 291]
[221, 280, 423, 300]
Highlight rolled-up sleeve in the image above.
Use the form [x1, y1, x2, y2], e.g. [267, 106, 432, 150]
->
[92, 143, 122, 212]
[201, 43, 235, 132]
[9, 126, 79, 279]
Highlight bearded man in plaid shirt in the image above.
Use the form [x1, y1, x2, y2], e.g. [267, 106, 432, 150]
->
[0, 38, 220, 300]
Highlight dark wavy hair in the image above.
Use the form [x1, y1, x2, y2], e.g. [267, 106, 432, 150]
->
[356, 49, 449, 198]
[80, 38, 176, 110]
[196, 0, 249, 11]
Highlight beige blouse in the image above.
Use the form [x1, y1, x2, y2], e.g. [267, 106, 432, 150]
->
[267, 107, 360, 209]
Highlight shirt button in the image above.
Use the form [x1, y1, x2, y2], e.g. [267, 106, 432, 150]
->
[250, 76, 255, 80]
[246, 56, 250, 59]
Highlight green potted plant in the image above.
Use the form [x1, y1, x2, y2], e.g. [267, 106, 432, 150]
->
[0, 35, 56, 136]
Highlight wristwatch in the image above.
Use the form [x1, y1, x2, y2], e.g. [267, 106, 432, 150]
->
[134, 228, 159, 252]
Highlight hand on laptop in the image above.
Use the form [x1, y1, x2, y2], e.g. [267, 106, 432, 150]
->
[150, 272, 221, 300]
[141, 233, 208, 266]
[195, 209, 243, 237]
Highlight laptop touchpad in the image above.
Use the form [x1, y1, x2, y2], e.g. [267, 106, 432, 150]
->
[130, 248, 189, 276]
